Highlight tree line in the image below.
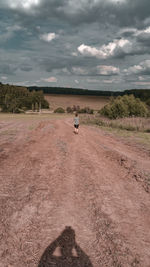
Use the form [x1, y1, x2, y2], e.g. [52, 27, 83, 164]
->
[28, 86, 150, 100]
[0, 83, 49, 113]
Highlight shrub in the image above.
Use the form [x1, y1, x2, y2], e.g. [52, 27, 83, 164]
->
[146, 98, 150, 107]
[78, 106, 94, 114]
[42, 99, 49, 109]
[100, 94, 148, 119]
[72, 105, 80, 112]
[66, 106, 73, 113]
[54, 107, 65, 113]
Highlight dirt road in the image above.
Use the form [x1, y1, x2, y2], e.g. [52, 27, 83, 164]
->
[0, 117, 150, 267]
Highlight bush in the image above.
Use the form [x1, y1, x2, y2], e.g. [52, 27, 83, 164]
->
[78, 106, 94, 114]
[100, 94, 148, 119]
[146, 98, 150, 107]
[66, 105, 93, 114]
[54, 107, 65, 113]
[42, 99, 49, 109]
[66, 106, 73, 113]
[72, 105, 80, 112]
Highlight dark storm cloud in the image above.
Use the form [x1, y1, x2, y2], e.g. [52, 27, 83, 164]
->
[1, 0, 150, 28]
[43, 0, 150, 28]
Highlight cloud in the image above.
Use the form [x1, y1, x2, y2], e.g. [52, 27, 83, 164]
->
[78, 38, 132, 59]
[6, 25, 22, 31]
[1, 0, 150, 28]
[0, 63, 18, 75]
[119, 25, 150, 46]
[42, 77, 57, 82]
[96, 65, 120, 75]
[70, 65, 120, 76]
[102, 79, 115, 84]
[40, 33, 57, 42]
[75, 79, 79, 84]
[8, 0, 40, 10]
[20, 65, 32, 72]
[119, 27, 137, 37]
[132, 81, 150, 85]
[87, 78, 99, 83]
[72, 67, 89, 75]
[124, 60, 150, 75]
[1, 76, 8, 80]
[0, 0, 150, 91]
[0, 24, 24, 44]
[135, 26, 150, 44]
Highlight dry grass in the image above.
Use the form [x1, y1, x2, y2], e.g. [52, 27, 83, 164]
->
[45, 94, 109, 110]
[80, 114, 150, 148]
[0, 113, 71, 121]
[80, 114, 150, 132]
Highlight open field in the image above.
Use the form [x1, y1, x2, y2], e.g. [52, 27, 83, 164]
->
[45, 94, 109, 110]
[0, 113, 150, 267]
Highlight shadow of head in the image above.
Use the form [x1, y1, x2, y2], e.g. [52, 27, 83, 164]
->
[38, 226, 93, 267]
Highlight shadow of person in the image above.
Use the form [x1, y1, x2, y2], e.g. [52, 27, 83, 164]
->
[38, 226, 93, 267]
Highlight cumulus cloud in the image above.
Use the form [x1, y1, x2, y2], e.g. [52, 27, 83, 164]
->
[42, 77, 57, 82]
[40, 33, 57, 42]
[1, 76, 8, 80]
[70, 65, 120, 76]
[135, 26, 150, 44]
[75, 79, 79, 84]
[8, 0, 40, 10]
[78, 38, 132, 59]
[124, 60, 150, 75]
[96, 65, 120, 75]
[72, 67, 89, 75]
[119, 26, 150, 45]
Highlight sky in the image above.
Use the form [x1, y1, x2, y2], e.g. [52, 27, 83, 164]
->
[0, 0, 150, 91]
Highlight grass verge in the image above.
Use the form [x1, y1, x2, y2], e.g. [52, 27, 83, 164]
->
[80, 114, 150, 148]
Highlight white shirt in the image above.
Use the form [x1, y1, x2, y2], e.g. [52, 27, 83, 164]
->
[74, 116, 79, 125]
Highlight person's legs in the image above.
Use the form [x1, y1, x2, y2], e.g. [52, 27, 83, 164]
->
[76, 125, 79, 134]
[74, 125, 77, 133]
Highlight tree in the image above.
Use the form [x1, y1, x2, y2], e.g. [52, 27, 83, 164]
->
[0, 83, 49, 113]
[100, 94, 148, 119]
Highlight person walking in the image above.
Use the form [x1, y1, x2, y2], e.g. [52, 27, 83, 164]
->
[74, 112, 79, 134]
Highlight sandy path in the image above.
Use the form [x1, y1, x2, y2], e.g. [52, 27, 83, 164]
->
[0, 117, 150, 267]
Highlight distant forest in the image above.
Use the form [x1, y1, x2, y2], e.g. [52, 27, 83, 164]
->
[0, 82, 150, 113]
[28, 86, 150, 101]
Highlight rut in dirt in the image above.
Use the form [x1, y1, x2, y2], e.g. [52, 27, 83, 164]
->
[0, 118, 150, 267]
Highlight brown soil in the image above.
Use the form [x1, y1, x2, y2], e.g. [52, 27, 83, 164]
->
[0, 116, 150, 267]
